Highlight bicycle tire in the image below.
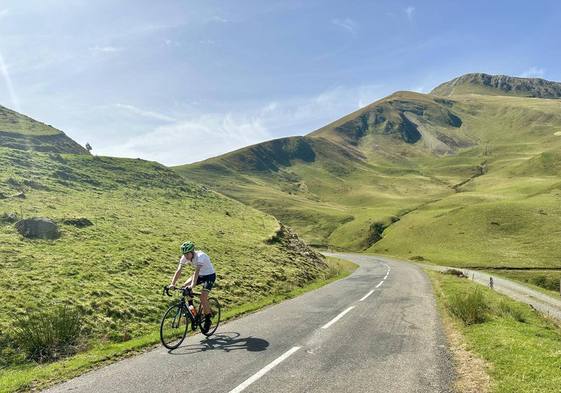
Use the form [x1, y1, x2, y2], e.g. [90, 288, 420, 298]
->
[160, 304, 189, 349]
[199, 297, 221, 337]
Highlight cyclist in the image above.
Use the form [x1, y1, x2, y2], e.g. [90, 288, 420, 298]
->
[168, 241, 216, 332]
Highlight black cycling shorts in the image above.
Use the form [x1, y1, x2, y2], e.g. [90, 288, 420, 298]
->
[196, 273, 216, 292]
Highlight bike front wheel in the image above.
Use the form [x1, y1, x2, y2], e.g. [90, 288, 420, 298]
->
[160, 304, 189, 349]
[200, 297, 221, 337]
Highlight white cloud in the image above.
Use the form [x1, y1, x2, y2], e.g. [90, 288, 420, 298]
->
[207, 16, 228, 23]
[164, 39, 181, 47]
[332, 18, 357, 34]
[115, 104, 176, 122]
[89, 45, 122, 54]
[405, 6, 415, 20]
[412, 85, 428, 93]
[99, 84, 387, 165]
[101, 113, 270, 165]
[519, 66, 545, 78]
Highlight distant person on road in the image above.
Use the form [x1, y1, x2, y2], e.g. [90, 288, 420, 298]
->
[168, 241, 216, 332]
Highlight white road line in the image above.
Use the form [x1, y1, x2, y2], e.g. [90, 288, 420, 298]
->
[376, 281, 384, 288]
[359, 290, 375, 301]
[229, 346, 301, 393]
[321, 306, 355, 329]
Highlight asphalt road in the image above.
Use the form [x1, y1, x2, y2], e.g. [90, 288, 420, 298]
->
[44, 253, 454, 393]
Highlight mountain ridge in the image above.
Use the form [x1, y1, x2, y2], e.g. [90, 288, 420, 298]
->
[431, 72, 561, 98]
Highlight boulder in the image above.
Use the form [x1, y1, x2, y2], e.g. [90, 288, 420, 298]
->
[15, 217, 60, 239]
[62, 218, 93, 228]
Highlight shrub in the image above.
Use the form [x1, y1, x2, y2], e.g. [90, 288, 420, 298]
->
[447, 288, 488, 325]
[325, 262, 342, 279]
[496, 300, 526, 323]
[11, 305, 82, 362]
[530, 275, 560, 292]
[443, 269, 467, 278]
[532, 275, 547, 288]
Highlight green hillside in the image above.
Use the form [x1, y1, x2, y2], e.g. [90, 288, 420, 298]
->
[176, 74, 561, 269]
[0, 125, 328, 378]
[0, 104, 87, 154]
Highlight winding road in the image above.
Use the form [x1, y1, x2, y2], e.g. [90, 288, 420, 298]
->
[44, 254, 454, 393]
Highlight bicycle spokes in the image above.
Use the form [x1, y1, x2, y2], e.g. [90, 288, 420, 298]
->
[160, 305, 189, 349]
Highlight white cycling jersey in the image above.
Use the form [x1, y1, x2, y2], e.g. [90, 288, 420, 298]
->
[178, 250, 215, 276]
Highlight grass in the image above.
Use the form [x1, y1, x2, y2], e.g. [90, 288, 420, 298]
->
[0, 256, 356, 393]
[0, 147, 331, 391]
[0, 105, 60, 136]
[0, 105, 86, 154]
[429, 270, 561, 392]
[175, 89, 561, 271]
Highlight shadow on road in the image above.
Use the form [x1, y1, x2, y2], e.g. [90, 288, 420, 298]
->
[169, 332, 269, 355]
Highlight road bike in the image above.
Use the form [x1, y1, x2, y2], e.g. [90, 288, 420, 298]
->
[160, 286, 221, 350]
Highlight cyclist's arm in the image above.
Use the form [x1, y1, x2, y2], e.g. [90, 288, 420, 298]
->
[170, 265, 183, 287]
[188, 266, 201, 289]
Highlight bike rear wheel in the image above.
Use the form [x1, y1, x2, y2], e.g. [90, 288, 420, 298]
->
[199, 297, 221, 337]
[160, 304, 189, 349]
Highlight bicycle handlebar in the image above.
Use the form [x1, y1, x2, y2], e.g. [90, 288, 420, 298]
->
[162, 285, 200, 297]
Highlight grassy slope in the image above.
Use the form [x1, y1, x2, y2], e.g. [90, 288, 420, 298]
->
[429, 271, 561, 392]
[0, 147, 328, 386]
[0, 105, 60, 136]
[176, 92, 468, 250]
[0, 105, 87, 154]
[369, 94, 561, 268]
[177, 89, 561, 269]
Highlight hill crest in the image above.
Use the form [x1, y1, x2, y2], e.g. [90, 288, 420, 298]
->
[431, 72, 561, 99]
[0, 104, 88, 154]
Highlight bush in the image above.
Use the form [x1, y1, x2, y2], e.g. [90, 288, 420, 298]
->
[11, 305, 82, 362]
[496, 300, 526, 323]
[325, 262, 342, 279]
[443, 269, 467, 278]
[532, 275, 547, 288]
[447, 288, 488, 325]
[530, 275, 560, 292]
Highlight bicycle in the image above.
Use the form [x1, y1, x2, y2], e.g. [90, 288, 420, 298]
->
[160, 286, 221, 350]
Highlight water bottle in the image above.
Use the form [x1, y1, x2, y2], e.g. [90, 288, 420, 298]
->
[188, 304, 196, 317]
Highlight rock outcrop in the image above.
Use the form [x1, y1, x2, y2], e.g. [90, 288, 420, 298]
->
[15, 217, 60, 239]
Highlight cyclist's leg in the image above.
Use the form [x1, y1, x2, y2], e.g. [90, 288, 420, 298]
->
[200, 290, 210, 315]
[198, 274, 215, 315]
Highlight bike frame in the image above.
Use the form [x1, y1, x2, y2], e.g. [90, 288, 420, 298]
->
[167, 287, 204, 329]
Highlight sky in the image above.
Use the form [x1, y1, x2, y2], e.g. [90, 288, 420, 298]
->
[0, 0, 560, 166]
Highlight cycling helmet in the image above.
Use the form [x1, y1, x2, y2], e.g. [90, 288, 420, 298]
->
[180, 241, 195, 254]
